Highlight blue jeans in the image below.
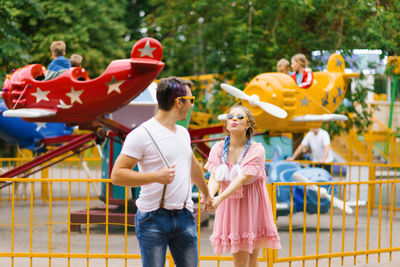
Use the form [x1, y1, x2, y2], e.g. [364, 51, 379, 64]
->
[135, 208, 198, 267]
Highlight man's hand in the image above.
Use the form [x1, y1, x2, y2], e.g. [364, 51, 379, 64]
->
[201, 193, 213, 211]
[208, 195, 223, 212]
[155, 164, 175, 185]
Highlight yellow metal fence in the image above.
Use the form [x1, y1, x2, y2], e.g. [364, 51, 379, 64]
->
[0, 157, 101, 204]
[271, 179, 400, 266]
[1, 160, 400, 266]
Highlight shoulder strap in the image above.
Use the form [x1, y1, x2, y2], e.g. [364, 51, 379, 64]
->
[142, 126, 168, 209]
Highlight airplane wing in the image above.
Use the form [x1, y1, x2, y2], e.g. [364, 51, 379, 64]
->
[3, 108, 57, 118]
[292, 114, 347, 122]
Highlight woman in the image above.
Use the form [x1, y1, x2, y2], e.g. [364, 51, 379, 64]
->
[290, 53, 313, 88]
[205, 105, 281, 267]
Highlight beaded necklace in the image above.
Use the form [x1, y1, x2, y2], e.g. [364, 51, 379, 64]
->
[221, 135, 252, 166]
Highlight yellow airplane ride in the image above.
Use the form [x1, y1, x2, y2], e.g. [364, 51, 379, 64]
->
[221, 53, 359, 135]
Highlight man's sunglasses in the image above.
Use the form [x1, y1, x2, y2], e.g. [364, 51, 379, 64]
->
[227, 113, 249, 121]
[179, 96, 195, 104]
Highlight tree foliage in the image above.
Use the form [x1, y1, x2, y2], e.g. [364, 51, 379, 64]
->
[323, 77, 373, 137]
[1, 0, 129, 80]
[0, 0, 42, 76]
[1, 0, 400, 134]
[2, 0, 400, 80]
[142, 0, 400, 84]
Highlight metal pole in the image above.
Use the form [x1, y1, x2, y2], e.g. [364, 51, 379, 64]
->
[387, 76, 398, 158]
[388, 75, 398, 130]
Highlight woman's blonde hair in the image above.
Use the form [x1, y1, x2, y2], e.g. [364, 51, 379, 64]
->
[291, 53, 308, 68]
[225, 105, 256, 139]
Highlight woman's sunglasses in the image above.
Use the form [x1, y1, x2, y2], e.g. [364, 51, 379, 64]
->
[227, 113, 249, 121]
[179, 96, 195, 104]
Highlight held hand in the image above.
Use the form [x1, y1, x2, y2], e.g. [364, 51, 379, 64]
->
[286, 156, 294, 161]
[156, 164, 175, 185]
[201, 194, 213, 211]
[210, 195, 223, 212]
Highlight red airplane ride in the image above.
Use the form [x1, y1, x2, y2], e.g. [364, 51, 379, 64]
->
[2, 37, 164, 125]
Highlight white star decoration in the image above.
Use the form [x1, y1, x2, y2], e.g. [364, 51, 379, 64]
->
[66, 87, 84, 104]
[106, 76, 124, 94]
[138, 40, 156, 58]
[31, 88, 50, 103]
[35, 123, 46, 131]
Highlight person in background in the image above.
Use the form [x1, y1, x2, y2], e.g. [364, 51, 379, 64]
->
[290, 53, 313, 88]
[45, 40, 71, 80]
[47, 40, 70, 71]
[111, 77, 212, 267]
[205, 105, 281, 267]
[287, 128, 333, 173]
[277, 58, 291, 74]
[70, 54, 83, 67]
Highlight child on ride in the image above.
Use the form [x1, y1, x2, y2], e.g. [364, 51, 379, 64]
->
[290, 53, 313, 88]
[70, 54, 83, 67]
[277, 58, 291, 74]
[45, 41, 71, 80]
[48, 41, 71, 71]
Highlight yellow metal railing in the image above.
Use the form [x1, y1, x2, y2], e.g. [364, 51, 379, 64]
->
[1, 161, 400, 266]
[272, 177, 400, 266]
[0, 177, 268, 266]
[334, 125, 399, 164]
[0, 157, 102, 204]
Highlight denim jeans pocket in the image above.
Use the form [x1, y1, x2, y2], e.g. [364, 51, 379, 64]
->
[136, 210, 155, 225]
[185, 209, 195, 220]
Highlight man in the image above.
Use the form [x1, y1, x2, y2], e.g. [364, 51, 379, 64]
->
[111, 76, 212, 267]
[287, 128, 333, 172]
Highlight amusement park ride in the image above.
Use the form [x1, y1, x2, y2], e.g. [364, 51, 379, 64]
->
[192, 53, 360, 216]
[0, 37, 165, 229]
[2, 38, 164, 124]
[0, 98, 73, 151]
[0, 37, 359, 226]
[190, 53, 358, 157]
[220, 53, 358, 133]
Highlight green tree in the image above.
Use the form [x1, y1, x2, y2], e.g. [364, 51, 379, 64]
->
[30, 0, 129, 77]
[0, 0, 43, 80]
[1, 0, 131, 80]
[323, 78, 373, 137]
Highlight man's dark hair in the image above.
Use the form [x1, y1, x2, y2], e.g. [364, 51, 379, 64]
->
[156, 77, 193, 111]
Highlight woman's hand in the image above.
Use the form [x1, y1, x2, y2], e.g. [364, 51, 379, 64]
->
[209, 195, 223, 212]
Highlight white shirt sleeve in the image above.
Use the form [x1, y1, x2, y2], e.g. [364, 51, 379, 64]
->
[120, 127, 147, 160]
[301, 131, 311, 147]
[322, 130, 331, 146]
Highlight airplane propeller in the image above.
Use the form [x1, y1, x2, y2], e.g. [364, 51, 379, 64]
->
[221, 83, 288, 119]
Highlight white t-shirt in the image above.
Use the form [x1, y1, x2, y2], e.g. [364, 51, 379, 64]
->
[121, 117, 194, 212]
[301, 128, 334, 163]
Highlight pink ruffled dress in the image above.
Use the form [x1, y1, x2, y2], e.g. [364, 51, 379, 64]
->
[204, 141, 281, 254]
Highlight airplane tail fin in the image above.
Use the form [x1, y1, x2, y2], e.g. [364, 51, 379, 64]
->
[130, 37, 163, 61]
[326, 53, 345, 72]
[326, 53, 360, 79]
